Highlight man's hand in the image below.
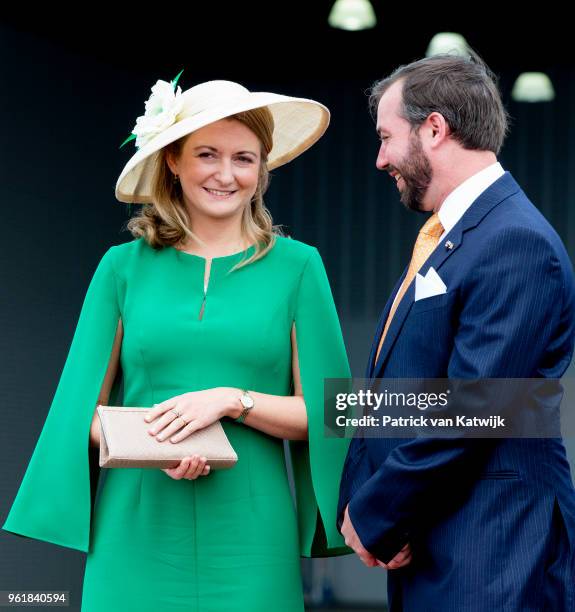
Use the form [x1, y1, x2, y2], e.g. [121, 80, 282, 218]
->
[376, 542, 412, 570]
[341, 505, 378, 567]
[341, 505, 412, 570]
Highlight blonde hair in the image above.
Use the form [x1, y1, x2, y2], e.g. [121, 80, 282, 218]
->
[125, 107, 284, 271]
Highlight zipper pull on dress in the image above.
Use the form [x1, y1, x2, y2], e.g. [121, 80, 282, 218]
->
[198, 292, 206, 320]
[199, 265, 209, 320]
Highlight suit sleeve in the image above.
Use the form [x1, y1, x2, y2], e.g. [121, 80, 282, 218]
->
[2, 247, 123, 552]
[289, 247, 353, 557]
[336, 436, 372, 531]
[348, 227, 574, 563]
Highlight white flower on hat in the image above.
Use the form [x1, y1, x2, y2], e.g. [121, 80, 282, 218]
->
[119, 70, 185, 150]
[131, 79, 184, 148]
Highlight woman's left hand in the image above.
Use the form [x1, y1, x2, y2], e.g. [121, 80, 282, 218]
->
[144, 387, 239, 443]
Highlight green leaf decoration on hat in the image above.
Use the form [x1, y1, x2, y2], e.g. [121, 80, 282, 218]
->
[171, 68, 184, 90]
[119, 133, 137, 149]
[119, 69, 185, 149]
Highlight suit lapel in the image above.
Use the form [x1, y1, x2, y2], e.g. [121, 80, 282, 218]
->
[366, 267, 408, 377]
[370, 172, 521, 380]
[371, 232, 462, 380]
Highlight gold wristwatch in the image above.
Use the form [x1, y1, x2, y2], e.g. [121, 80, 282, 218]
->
[235, 390, 254, 423]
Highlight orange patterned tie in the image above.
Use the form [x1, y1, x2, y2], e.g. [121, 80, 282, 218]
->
[374, 213, 444, 365]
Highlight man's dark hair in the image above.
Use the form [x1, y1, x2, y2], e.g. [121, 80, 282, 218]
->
[369, 49, 510, 154]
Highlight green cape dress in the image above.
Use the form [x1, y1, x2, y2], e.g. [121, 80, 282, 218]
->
[3, 235, 351, 611]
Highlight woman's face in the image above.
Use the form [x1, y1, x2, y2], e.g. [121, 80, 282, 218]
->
[167, 118, 262, 222]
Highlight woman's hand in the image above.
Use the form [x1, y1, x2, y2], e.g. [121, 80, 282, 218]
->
[162, 455, 210, 480]
[148, 389, 237, 480]
[144, 388, 239, 443]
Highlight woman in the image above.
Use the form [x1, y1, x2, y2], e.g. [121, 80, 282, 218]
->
[2, 74, 351, 610]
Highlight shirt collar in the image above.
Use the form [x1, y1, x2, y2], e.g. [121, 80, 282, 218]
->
[437, 161, 505, 237]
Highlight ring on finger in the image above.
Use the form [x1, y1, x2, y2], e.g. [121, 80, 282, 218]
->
[174, 412, 188, 425]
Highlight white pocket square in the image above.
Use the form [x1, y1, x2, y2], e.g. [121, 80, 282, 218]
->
[415, 267, 447, 302]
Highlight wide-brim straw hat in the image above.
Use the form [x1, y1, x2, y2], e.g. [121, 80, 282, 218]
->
[115, 79, 330, 204]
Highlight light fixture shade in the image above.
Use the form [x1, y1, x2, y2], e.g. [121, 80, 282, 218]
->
[426, 32, 469, 57]
[328, 0, 377, 31]
[511, 72, 555, 102]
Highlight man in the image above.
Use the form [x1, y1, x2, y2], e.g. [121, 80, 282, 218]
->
[337, 52, 575, 610]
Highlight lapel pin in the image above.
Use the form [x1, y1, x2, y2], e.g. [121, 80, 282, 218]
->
[445, 240, 454, 250]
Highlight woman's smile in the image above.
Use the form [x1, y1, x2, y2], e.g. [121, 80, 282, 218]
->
[203, 187, 238, 199]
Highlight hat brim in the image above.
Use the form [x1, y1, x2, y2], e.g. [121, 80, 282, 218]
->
[115, 92, 329, 204]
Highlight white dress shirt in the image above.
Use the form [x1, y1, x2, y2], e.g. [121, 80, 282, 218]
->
[437, 161, 505, 242]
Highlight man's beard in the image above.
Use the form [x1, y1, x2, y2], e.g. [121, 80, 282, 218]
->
[395, 132, 433, 212]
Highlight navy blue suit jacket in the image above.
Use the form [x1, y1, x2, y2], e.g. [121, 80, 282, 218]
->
[338, 172, 575, 611]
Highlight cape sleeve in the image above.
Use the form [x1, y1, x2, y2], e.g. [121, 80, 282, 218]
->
[2, 246, 123, 552]
[289, 247, 352, 558]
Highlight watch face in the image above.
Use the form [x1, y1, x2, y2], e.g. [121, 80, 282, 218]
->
[241, 394, 254, 409]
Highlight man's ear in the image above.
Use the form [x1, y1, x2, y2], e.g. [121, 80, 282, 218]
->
[425, 112, 450, 147]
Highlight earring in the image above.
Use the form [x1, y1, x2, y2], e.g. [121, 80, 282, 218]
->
[173, 174, 179, 184]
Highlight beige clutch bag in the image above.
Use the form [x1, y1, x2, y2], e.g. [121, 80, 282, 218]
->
[96, 405, 238, 469]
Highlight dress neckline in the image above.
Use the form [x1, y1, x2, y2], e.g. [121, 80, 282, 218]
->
[169, 244, 256, 262]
